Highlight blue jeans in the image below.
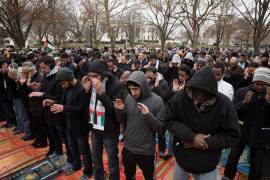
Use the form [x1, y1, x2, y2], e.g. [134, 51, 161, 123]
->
[91, 133, 119, 180]
[167, 131, 174, 155]
[13, 99, 30, 134]
[173, 162, 218, 180]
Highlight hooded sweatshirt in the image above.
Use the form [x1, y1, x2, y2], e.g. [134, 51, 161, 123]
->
[165, 67, 240, 173]
[115, 71, 165, 155]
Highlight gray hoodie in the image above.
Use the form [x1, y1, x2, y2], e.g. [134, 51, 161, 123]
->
[115, 71, 165, 155]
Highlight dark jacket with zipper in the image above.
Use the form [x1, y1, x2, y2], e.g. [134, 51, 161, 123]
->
[165, 67, 240, 174]
[150, 78, 169, 102]
[62, 81, 91, 137]
[25, 72, 44, 117]
[235, 85, 270, 146]
[41, 71, 64, 124]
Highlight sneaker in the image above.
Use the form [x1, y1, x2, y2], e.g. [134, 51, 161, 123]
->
[0, 124, 7, 128]
[21, 134, 35, 141]
[13, 129, 23, 135]
[61, 162, 73, 173]
[6, 124, 13, 128]
[79, 174, 90, 180]
[221, 177, 230, 180]
[33, 142, 47, 148]
[31, 140, 40, 146]
[48, 152, 63, 159]
[12, 127, 19, 132]
[48, 152, 56, 159]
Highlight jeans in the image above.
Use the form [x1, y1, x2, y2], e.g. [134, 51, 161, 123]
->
[91, 133, 119, 180]
[249, 147, 266, 180]
[32, 115, 48, 144]
[173, 162, 218, 180]
[48, 123, 62, 154]
[167, 131, 174, 155]
[0, 99, 16, 125]
[13, 99, 30, 134]
[122, 148, 155, 180]
[55, 124, 73, 163]
[158, 131, 174, 155]
[224, 142, 246, 179]
[158, 132, 166, 154]
[67, 130, 93, 176]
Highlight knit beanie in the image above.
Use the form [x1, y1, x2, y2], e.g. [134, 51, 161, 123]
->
[171, 54, 181, 63]
[184, 52, 194, 61]
[87, 59, 111, 76]
[56, 67, 75, 82]
[252, 67, 270, 85]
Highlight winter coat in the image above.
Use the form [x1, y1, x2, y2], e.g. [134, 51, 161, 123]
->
[41, 71, 64, 124]
[224, 65, 244, 90]
[27, 72, 44, 116]
[234, 85, 270, 146]
[62, 81, 91, 137]
[165, 67, 240, 173]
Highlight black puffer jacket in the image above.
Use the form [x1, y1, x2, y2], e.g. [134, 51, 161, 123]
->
[165, 67, 240, 173]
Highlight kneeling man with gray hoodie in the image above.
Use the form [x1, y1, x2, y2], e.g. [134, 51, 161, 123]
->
[114, 71, 165, 180]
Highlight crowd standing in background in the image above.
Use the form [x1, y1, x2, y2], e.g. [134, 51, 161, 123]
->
[0, 46, 270, 180]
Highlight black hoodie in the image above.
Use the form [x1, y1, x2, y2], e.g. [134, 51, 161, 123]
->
[165, 67, 240, 173]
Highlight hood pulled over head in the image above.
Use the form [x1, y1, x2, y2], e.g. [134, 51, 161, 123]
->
[126, 71, 152, 100]
[185, 66, 218, 97]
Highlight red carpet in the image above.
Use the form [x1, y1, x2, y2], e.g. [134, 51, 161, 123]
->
[0, 122, 47, 178]
[0, 122, 175, 179]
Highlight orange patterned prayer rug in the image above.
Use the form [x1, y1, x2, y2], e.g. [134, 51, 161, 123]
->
[0, 123, 47, 178]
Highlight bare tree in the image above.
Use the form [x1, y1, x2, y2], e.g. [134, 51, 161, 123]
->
[0, 0, 52, 48]
[81, 0, 106, 47]
[67, 2, 88, 42]
[32, 0, 62, 48]
[142, 0, 182, 49]
[180, 0, 221, 48]
[46, 1, 71, 47]
[122, 9, 143, 48]
[230, 0, 270, 53]
[213, 0, 234, 48]
[101, 0, 134, 49]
